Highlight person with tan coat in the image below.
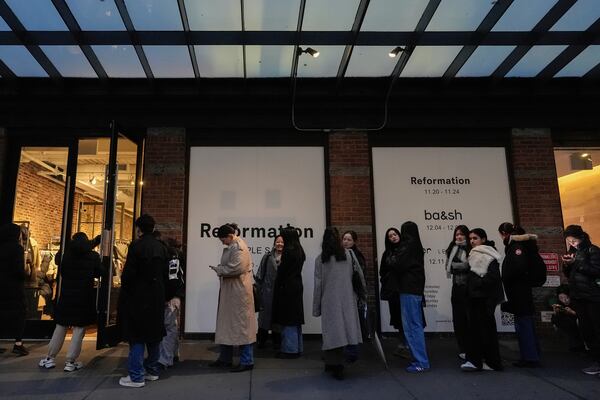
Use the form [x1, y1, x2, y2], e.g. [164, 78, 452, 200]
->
[209, 223, 257, 372]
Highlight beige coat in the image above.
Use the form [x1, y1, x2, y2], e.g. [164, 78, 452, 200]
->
[213, 237, 257, 345]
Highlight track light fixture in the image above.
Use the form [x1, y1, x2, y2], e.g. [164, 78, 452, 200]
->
[298, 47, 320, 58]
[89, 175, 97, 185]
[388, 46, 406, 58]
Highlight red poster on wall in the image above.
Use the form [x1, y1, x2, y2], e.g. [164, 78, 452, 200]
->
[540, 253, 560, 272]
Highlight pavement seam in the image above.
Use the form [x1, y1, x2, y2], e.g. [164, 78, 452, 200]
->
[525, 369, 591, 400]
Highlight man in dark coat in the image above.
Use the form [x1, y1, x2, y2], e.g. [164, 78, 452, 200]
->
[0, 223, 28, 356]
[118, 215, 169, 388]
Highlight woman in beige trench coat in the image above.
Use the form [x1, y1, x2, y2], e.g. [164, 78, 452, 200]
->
[209, 223, 257, 372]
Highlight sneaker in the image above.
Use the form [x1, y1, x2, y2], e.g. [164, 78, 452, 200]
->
[39, 357, 56, 369]
[482, 362, 493, 371]
[582, 363, 600, 375]
[144, 373, 159, 381]
[406, 363, 430, 373]
[64, 361, 83, 372]
[12, 344, 29, 357]
[460, 361, 480, 372]
[458, 353, 466, 360]
[119, 376, 145, 388]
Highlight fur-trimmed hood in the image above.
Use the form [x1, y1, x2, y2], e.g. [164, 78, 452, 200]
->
[510, 234, 538, 243]
[468, 245, 503, 277]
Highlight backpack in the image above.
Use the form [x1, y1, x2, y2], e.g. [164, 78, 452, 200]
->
[527, 248, 547, 287]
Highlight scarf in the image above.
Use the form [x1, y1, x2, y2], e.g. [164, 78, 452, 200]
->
[445, 240, 467, 277]
[468, 245, 503, 277]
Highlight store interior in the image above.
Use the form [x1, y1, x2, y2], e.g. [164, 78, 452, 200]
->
[12, 138, 138, 325]
[555, 149, 600, 243]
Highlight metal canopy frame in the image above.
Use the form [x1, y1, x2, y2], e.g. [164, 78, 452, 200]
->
[0, 0, 598, 81]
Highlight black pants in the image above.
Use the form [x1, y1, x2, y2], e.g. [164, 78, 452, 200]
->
[552, 313, 584, 350]
[571, 299, 600, 362]
[466, 297, 502, 369]
[257, 328, 281, 348]
[451, 284, 469, 354]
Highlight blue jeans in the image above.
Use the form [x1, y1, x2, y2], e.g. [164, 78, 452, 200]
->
[400, 294, 430, 369]
[514, 315, 541, 362]
[219, 344, 254, 366]
[280, 325, 303, 354]
[128, 342, 161, 383]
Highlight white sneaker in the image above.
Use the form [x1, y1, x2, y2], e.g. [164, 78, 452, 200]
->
[458, 353, 466, 360]
[460, 361, 480, 371]
[64, 361, 83, 372]
[144, 373, 159, 381]
[119, 376, 145, 388]
[482, 362, 493, 371]
[39, 357, 56, 369]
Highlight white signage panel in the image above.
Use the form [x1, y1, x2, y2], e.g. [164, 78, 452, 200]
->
[372, 147, 515, 332]
[186, 147, 326, 334]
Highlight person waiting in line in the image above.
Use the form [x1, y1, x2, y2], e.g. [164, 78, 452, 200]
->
[313, 227, 365, 380]
[551, 284, 585, 352]
[445, 225, 471, 361]
[461, 228, 504, 372]
[208, 223, 256, 372]
[394, 221, 430, 373]
[158, 237, 186, 368]
[498, 222, 541, 368]
[342, 230, 368, 361]
[256, 235, 283, 350]
[118, 215, 169, 388]
[562, 225, 600, 376]
[380, 227, 409, 359]
[38, 233, 103, 371]
[0, 223, 28, 356]
[271, 227, 306, 359]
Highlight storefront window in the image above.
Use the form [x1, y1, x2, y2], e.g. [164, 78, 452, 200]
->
[13, 146, 69, 321]
[555, 148, 600, 241]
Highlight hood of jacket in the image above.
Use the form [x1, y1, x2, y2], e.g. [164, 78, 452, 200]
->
[510, 234, 538, 243]
[468, 245, 503, 277]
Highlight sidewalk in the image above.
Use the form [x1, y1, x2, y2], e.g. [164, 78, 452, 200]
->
[0, 336, 598, 400]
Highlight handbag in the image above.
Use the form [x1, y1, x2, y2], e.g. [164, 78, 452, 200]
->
[349, 250, 367, 302]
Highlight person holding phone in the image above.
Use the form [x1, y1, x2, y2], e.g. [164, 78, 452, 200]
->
[562, 225, 600, 376]
[208, 223, 257, 373]
[550, 285, 584, 352]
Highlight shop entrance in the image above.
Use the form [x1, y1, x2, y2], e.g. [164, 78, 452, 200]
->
[1, 123, 142, 349]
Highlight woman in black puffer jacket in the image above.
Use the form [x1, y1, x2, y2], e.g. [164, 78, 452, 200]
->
[39, 232, 103, 372]
[562, 225, 600, 376]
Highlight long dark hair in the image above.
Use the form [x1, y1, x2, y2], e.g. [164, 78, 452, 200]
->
[343, 230, 366, 268]
[384, 227, 401, 252]
[470, 228, 496, 248]
[446, 225, 471, 257]
[564, 224, 592, 248]
[321, 227, 346, 263]
[281, 227, 305, 263]
[400, 221, 424, 261]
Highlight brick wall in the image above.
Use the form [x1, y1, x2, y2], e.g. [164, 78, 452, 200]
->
[141, 127, 187, 244]
[510, 128, 565, 333]
[328, 132, 377, 308]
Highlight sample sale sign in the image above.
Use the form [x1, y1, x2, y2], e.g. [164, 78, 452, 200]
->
[186, 147, 326, 334]
[372, 147, 515, 332]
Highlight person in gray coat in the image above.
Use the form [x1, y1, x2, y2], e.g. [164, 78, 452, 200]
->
[256, 235, 283, 349]
[313, 227, 365, 380]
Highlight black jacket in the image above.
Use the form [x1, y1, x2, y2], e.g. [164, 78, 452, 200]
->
[501, 234, 537, 316]
[272, 249, 306, 326]
[0, 224, 26, 335]
[466, 245, 504, 305]
[54, 239, 104, 327]
[117, 233, 169, 343]
[564, 242, 600, 302]
[380, 248, 401, 300]
[164, 244, 185, 301]
[389, 241, 425, 296]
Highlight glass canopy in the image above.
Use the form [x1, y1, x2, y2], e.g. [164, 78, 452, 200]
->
[0, 0, 597, 79]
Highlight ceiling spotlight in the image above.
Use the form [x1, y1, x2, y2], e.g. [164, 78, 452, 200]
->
[89, 175, 97, 185]
[388, 46, 405, 58]
[130, 174, 135, 186]
[581, 153, 590, 158]
[298, 47, 320, 58]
